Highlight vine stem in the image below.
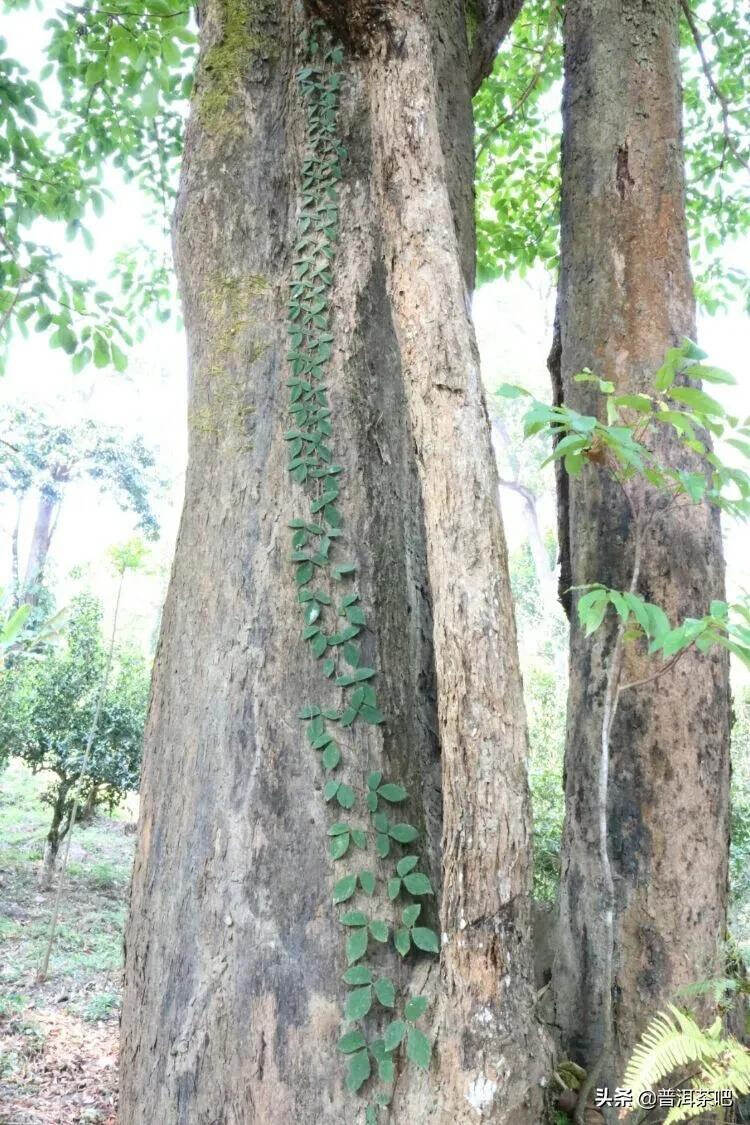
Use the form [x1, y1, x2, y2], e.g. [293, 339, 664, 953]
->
[575, 502, 643, 1125]
[37, 567, 125, 981]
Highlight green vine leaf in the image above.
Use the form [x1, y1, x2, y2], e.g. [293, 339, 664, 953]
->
[369, 920, 389, 943]
[328, 821, 349, 836]
[406, 1026, 432, 1071]
[359, 704, 385, 724]
[389, 823, 419, 843]
[358, 870, 376, 895]
[340, 911, 368, 927]
[394, 928, 411, 957]
[329, 831, 350, 860]
[332, 874, 357, 904]
[343, 965, 373, 985]
[332, 562, 356, 579]
[374, 978, 396, 1008]
[378, 783, 407, 803]
[346, 1048, 371, 1093]
[336, 667, 376, 686]
[345, 984, 373, 1020]
[338, 1029, 366, 1054]
[323, 779, 340, 802]
[377, 1057, 394, 1084]
[396, 856, 418, 876]
[346, 927, 369, 965]
[322, 743, 341, 771]
[404, 995, 429, 1021]
[403, 872, 434, 896]
[402, 904, 421, 927]
[384, 1020, 406, 1052]
[335, 783, 356, 809]
[411, 927, 440, 954]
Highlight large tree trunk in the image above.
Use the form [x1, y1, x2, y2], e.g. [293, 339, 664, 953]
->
[121, 2, 549, 1123]
[550, 0, 731, 1089]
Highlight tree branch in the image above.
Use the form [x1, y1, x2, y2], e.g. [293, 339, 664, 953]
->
[469, 0, 527, 94]
[618, 643, 694, 694]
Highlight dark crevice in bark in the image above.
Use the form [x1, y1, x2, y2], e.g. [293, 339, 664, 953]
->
[615, 142, 634, 199]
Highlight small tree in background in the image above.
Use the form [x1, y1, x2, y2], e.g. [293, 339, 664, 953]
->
[0, 591, 149, 888]
[0, 403, 163, 605]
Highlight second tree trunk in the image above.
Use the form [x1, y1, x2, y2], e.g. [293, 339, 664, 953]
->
[551, 0, 731, 1087]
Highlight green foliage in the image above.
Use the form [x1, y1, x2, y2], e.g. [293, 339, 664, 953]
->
[681, 1, 750, 313]
[502, 339, 750, 669]
[474, 0, 562, 283]
[0, 585, 66, 667]
[286, 24, 434, 1114]
[109, 536, 150, 575]
[0, 1, 195, 370]
[0, 593, 149, 808]
[624, 1003, 750, 1122]
[0, 591, 31, 656]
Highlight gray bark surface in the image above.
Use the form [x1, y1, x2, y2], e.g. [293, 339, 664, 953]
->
[551, 0, 731, 1087]
[121, 2, 549, 1122]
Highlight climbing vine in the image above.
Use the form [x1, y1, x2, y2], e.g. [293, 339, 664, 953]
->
[284, 20, 437, 1119]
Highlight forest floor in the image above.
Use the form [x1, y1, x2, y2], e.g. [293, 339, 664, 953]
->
[0, 762, 137, 1125]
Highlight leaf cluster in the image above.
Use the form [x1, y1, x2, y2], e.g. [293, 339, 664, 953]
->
[0, 592, 149, 800]
[1, 2, 195, 369]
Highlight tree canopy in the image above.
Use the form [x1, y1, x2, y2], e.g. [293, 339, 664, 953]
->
[1, 0, 747, 382]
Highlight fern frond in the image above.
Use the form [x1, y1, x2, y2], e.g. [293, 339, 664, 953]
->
[701, 1041, 750, 1096]
[677, 977, 740, 1004]
[624, 1004, 724, 1100]
[661, 1037, 750, 1124]
[664, 1098, 711, 1124]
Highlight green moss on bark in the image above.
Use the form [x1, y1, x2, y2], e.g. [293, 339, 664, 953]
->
[190, 272, 269, 444]
[196, 0, 278, 130]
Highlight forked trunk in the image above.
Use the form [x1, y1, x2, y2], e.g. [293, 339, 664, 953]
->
[550, 0, 730, 1088]
[121, 1, 549, 1122]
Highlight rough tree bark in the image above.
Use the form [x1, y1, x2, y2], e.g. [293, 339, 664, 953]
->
[121, 2, 550, 1123]
[550, 0, 731, 1089]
